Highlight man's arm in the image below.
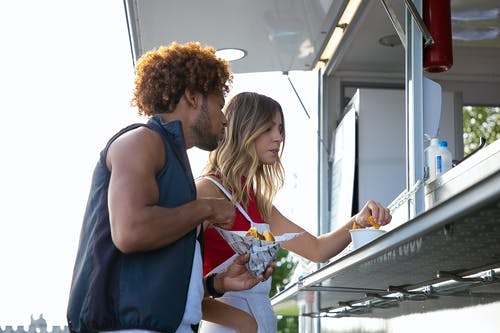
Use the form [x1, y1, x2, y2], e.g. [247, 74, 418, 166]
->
[106, 127, 235, 253]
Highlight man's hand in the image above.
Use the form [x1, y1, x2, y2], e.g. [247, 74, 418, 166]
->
[213, 254, 276, 294]
[202, 198, 236, 230]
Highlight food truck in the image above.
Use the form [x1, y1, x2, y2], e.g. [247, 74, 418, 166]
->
[123, 0, 500, 331]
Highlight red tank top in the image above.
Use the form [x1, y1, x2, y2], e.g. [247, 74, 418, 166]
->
[203, 186, 266, 275]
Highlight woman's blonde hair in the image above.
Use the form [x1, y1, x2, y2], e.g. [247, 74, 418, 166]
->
[204, 92, 285, 220]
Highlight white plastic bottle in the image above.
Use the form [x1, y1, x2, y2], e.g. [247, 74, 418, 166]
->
[435, 140, 453, 177]
[424, 138, 440, 181]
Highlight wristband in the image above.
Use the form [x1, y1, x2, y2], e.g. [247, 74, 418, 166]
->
[206, 273, 224, 298]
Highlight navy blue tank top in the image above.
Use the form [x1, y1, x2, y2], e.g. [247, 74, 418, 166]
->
[67, 115, 198, 333]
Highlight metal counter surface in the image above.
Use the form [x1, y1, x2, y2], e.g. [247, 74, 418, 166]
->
[271, 140, 500, 319]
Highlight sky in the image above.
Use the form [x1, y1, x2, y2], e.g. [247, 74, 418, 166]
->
[0, 1, 317, 327]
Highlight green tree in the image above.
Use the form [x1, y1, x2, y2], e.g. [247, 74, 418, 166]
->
[463, 106, 500, 156]
[270, 248, 297, 298]
[270, 248, 299, 332]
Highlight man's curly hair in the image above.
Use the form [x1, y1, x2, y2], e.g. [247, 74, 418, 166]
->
[132, 42, 233, 116]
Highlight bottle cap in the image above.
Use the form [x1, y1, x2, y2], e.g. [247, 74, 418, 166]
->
[439, 141, 448, 147]
[430, 138, 439, 145]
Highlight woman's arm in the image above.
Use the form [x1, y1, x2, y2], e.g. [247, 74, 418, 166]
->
[268, 207, 349, 262]
[270, 200, 391, 262]
[202, 298, 257, 333]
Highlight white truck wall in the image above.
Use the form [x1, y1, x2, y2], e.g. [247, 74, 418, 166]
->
[354, 88, 462, 213]
[357, 88, 406, 210]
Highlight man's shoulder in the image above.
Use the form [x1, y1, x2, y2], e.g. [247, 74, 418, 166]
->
[107, 124, 165, 169]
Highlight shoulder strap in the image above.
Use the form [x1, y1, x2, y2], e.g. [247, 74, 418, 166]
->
[197, 176, 255, 227]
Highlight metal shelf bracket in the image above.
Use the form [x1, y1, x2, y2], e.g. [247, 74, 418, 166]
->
[379, 0, 434, 49]
[300, 285, 388, 294]
[437, 270, 498, 283]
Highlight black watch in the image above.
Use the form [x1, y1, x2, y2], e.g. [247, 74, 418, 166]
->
[206, 273, 224, 298]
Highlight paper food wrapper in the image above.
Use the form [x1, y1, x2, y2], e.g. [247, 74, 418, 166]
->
[215, 226, 304, 276]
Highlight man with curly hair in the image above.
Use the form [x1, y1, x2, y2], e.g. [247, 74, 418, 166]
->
[67, 42, 274, 333]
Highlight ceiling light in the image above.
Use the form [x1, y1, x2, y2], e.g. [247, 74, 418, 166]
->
[215, 48, 247, 61]
[317, 0, 362, 67]
[320, 27, 344, 62]
[379, 34, 402, 47]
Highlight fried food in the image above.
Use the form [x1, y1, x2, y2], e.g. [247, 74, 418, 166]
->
[262, 230, 275, 242]
[367, 215, 381, 229]
[245, 227, 274, 241]
[245, 227, 260, 239]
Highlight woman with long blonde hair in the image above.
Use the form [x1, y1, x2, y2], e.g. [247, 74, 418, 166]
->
[198, 92, 392, 333]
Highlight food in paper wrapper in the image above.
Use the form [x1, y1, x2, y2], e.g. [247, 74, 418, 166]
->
[215, 226, 303, 276]
[245, 227, 264, 240]
[245, 227, 275, 242]
[262, 230, 275, 242]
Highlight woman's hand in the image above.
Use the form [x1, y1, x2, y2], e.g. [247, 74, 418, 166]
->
[353, 200, 392, 228]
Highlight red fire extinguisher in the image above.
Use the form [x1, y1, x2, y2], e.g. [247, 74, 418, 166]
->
[423, 0, 453, 73]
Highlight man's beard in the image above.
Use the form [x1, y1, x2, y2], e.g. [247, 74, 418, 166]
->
[191, 97, 220, 151]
